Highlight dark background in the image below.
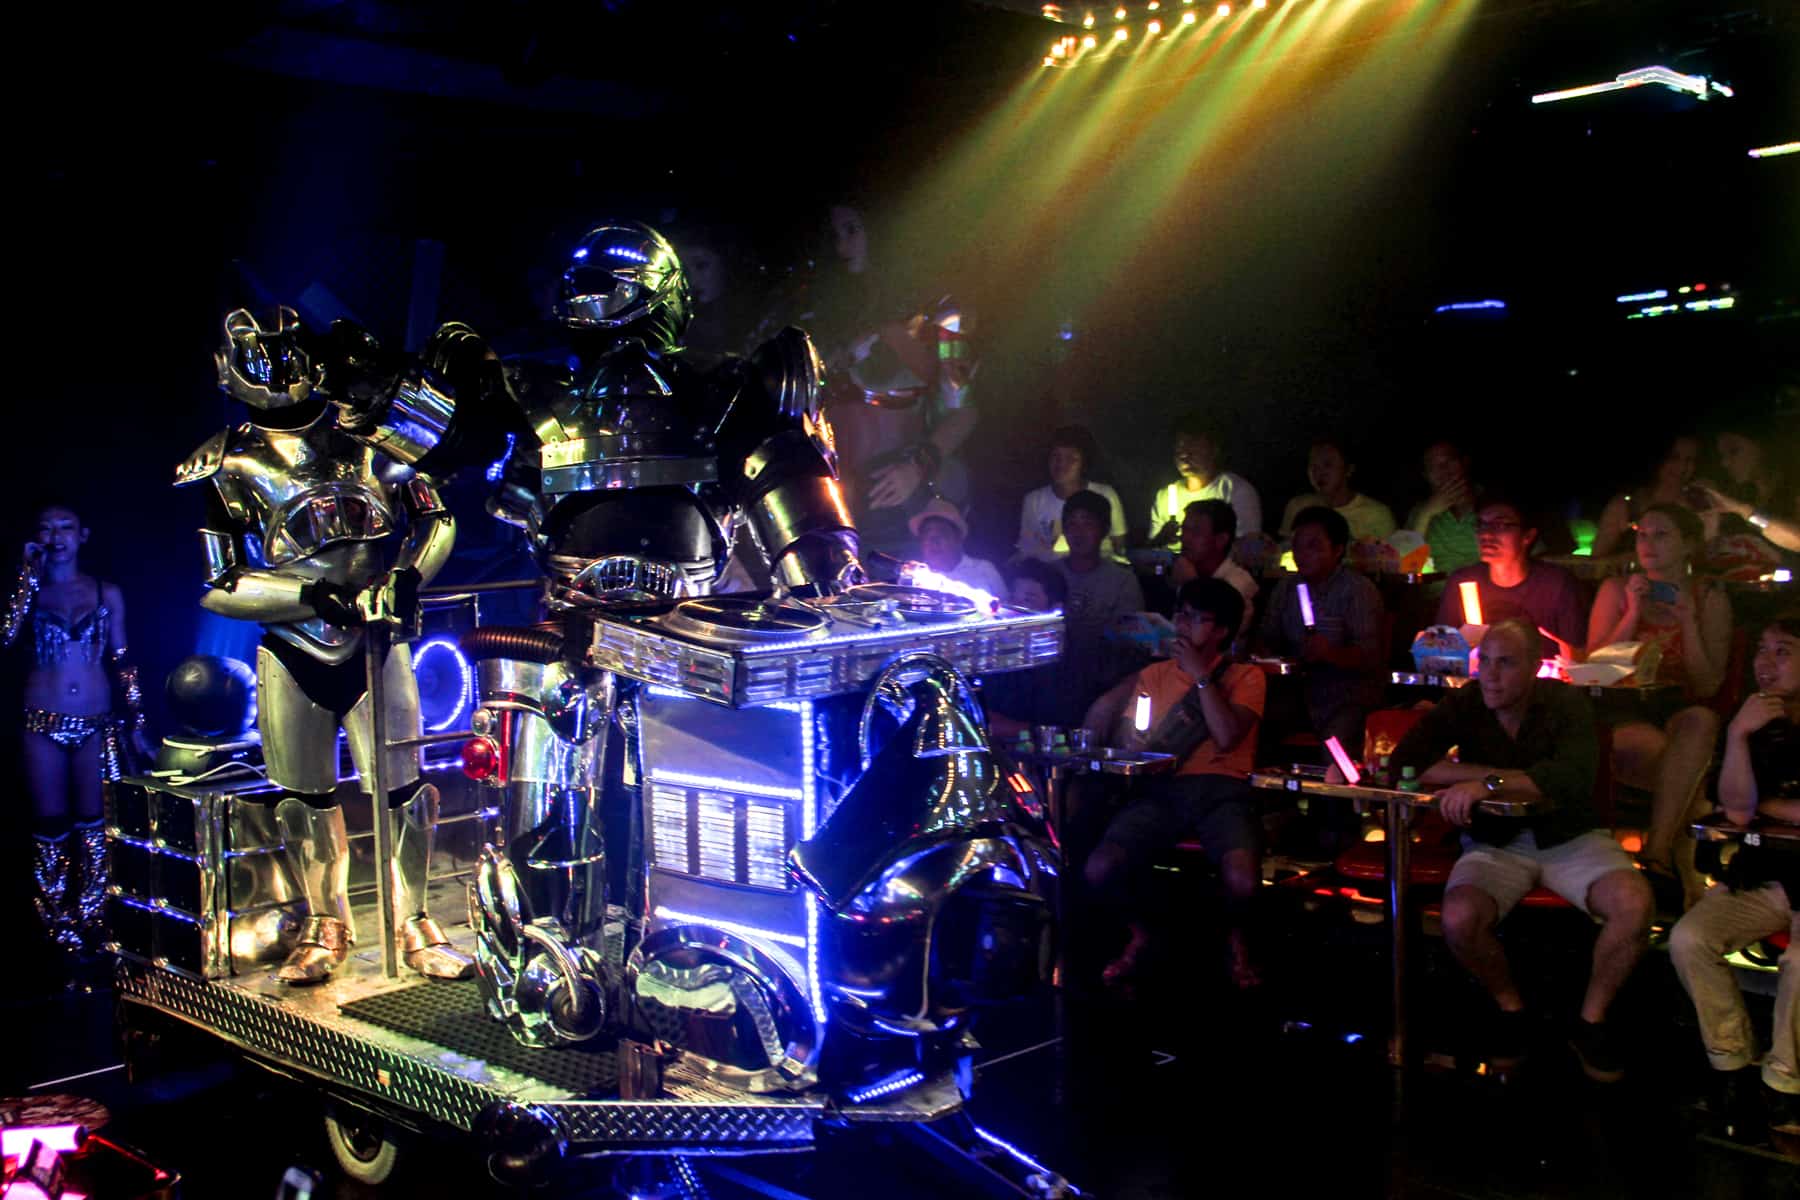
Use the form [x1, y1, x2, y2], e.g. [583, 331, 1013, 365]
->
[11, 0, 1799, 736]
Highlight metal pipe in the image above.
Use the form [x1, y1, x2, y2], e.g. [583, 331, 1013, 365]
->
[388, 730, 476, 750]
[365, 626, 401, 980]
[419, 579, 542, 598]
[1386, 795, 1410, 1075]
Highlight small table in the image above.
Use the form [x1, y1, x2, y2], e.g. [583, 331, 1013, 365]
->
[1250, 770, 1548, 1071]
[1690, 811, 1800, 850]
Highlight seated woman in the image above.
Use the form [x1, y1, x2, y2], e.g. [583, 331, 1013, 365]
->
[1690, 424, 1800, 560]
[6, 504, 152, 969]
[1669, 613, 1800, 1139]
[1585, 502, 1731, 908]
[1590, 432, 1700, 559]
[1276, 438, 1396, 543]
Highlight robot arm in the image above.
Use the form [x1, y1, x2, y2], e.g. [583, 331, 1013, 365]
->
[391, 474, 456, 587]
[184, 468, 359, 628]
[728, 328, 864, 592]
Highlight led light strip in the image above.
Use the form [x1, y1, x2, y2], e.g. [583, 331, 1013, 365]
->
[1533, 65, 1726, 106]
[846, 1069, 925, 1104]
[651, 905, 807, 949]
[1748, 141, 1799, 159]
[645, 769, 803, 801]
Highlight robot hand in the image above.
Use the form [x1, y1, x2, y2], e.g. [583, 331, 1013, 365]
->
[357, 566, 422, 633]
[304, 579, 366, 628]
[471, 847, 609, 1047]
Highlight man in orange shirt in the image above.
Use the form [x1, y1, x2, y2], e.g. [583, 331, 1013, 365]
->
[1081, 578, 1266, 989]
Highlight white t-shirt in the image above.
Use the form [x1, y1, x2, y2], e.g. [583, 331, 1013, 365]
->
[1149, 471, 1263, 543]
[940, 553, 1007, 600]
[1017, 482, 1128, 561]
[1212, 558, 1259, 638]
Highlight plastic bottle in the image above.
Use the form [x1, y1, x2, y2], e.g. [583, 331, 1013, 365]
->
[1397, 765, 1421, 793]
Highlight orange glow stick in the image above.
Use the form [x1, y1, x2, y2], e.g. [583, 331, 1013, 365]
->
[1459, 581, 1483, 626]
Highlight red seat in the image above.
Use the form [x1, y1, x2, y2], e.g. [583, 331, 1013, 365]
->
[1516, 888, 1576, 910]
[1334, 842, 1456, 885]
[1770, 931, 1791, 952]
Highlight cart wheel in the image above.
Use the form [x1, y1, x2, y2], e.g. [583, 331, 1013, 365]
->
[323, 1104, 403, 1185]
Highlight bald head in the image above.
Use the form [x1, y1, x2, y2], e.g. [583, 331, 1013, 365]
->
[1485, 618, 1542, 660]
[1477, 618, 1543, 713]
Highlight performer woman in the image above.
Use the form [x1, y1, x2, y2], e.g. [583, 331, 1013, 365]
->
[6, 504, 151, 959]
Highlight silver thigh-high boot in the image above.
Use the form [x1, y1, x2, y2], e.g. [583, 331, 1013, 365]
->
[389, 783, 475, 980]
[31, 833, 82, 959]
[72, 818, 110, 956]
[274, 799, 355, 984]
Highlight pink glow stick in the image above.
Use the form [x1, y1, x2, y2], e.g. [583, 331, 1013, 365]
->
[1297, 582, 1316, 629]
[1324, 735, 1361, 785]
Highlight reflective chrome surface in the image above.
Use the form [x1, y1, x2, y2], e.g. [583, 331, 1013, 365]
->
[556, 222, 692, 347]
[215, 306, 317, 411]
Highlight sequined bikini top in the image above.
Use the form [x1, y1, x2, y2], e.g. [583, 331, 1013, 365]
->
[34, 597, 110, 668]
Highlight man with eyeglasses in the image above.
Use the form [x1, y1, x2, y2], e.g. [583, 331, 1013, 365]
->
[1079, 578, 1266, 990]
[1435, 498, 1587, 663]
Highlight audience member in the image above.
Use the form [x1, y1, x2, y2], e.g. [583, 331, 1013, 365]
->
[1169, 499, 1257, 638]
[1585, 503, 1731, 909]
[1436, 498, 1587, 662]
[1591, 433, 1700, 559]
[1691, 423, 1800, 557]
[909, 498, 1005, 598]
[1016, 425, 1126, 562]
[983, 560, 1083, 736]
[1390, 620, 1653, 1082]
[1277, 439, 1396, 542]
[1407, 440, 1482, 573]
[1148, 417, 1262, 547]
[1081, 578, 1265, 990]
[1669, 614, 1800, 1138]
[1057, 490, 1147, 712]
[1256, 506, 1385, 753]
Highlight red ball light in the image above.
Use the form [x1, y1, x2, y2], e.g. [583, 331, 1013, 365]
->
[461, 736, 501, 781]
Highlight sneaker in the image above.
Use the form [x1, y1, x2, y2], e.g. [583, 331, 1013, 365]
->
[1568, 1019, 1625, 1083]
[1716, 1066, 1764, 1140]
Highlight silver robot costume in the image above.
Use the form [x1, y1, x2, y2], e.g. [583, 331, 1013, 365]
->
[174, 306, 473, 985]
[318, 224, 1057, 1101]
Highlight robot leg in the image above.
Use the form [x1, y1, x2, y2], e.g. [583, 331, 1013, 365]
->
[257, 644, 355, 985]
[471, 663, 612, 1046]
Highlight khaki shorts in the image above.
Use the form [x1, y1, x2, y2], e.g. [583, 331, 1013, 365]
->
[1446, 829, 1634, 920]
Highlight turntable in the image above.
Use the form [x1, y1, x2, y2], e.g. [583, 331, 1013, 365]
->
[590, 586, 1061, 706]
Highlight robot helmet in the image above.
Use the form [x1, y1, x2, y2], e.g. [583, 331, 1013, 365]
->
[215, 306, 318, 411]
[556, 222, 692, 350]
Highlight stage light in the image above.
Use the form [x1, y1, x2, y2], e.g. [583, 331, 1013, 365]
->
[1252, 0, 1267, 8]
[1148, 1, 1160, 8]
[1183, 9, 1197, 21]
[571, 247, 589, 260]
[1114, 5, 1126, 18]
[1148, 19, 1162, 33]
[1044, 56, 1057, 66]
[1217, 3, 1230, 14]
[1114, 26, 1129, 39]
[1533, 65, 1722, 106]
[1748, 141, 1799, 158]
[1433, 299, 1507, 313]
[414, 637, 474, 732]
[1083, 10, 1096, 26]
[1678, 285, 1691, 294]
[1615, 290, 1668, 303]
[1083, 33, 1098, 46]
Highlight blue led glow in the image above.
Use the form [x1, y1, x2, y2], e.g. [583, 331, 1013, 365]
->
[484, 432, 516, 483]
[413, 637, 474, 732]
[606, 245, 651, 263]
[972, 1126, 1076, 1192]
[571, 247, 589, 260]
[1433, 299, 1507, 314]
[846, 1069, 925, 1104]
[1616, 289, 1668, 303]
[651, 905, 807, 949]
[1343, 1032, 1364, 1044]
[647, 769, 802, 801]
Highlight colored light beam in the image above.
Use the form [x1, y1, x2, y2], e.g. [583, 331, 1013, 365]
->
[1748, 141, 1798, 159]
[1532, 65, 1724, 106]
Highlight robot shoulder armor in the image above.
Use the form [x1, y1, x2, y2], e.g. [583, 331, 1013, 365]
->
[748, 327, 826, 423]
[174, 428, 234, 486]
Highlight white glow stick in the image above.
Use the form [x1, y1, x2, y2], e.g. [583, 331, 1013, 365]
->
[1134, 691, 1152, 732]
[1324, 735, 1361, 785]
[1459, 580, 1483, 626]
[1297, 582, 1316, 630]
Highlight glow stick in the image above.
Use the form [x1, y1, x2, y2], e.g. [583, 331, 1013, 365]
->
[1459, 581, 1483, 626]
[1134, 692, 1152, 732]
[1324, 735, 1361, 785]
[1297, 582, 1316, 630]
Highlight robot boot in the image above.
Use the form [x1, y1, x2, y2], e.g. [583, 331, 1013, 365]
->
[387, 784, 475, 980]
[72, 818, 110, 956]
[30, 832, 83, 959]
[274, 799, 355, 984]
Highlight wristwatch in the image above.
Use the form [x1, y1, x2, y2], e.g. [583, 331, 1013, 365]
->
[1191, 675, 1211, 693]
[1748, 508, 1773, 531]
[1481, 773, 1506, 794]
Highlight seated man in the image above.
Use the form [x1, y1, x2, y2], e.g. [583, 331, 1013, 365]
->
[1390, 619, 1652, 1082]
[1169, 499, 1257, 640]
[983, 559, 1084, 737]
[908, 498, 1005, 598]
[1058, 489, 1147, 714]
[1147, 416, 1263, 547]
[1436, 497, 1587, 663]
[1081, 578, 1265, 989]
[1670, 613, 1800, 1139]
[1277, 438, 1397, 542]
[1256, 505, 1385, 752]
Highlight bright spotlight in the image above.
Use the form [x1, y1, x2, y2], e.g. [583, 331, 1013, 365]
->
[1083, 11, 1096, 26]
[1114, 25, 1129, 39]
[1082, 33, 1098, 46]
[1182, 9, 1197, 20]
[1147, 18, 1161, 32]
[1114, 5, 1127, 17]
[1216, 2, 1230, 14]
